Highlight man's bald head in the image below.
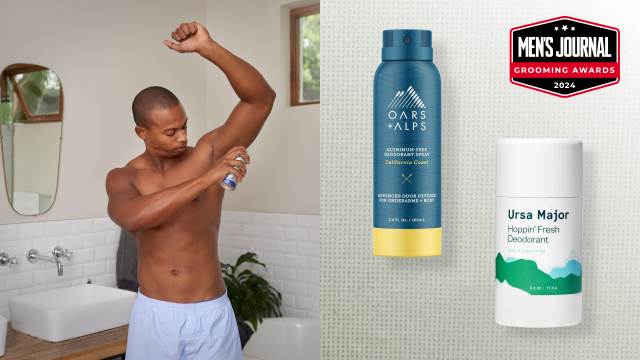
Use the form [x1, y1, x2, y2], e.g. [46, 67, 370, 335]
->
[132, 86, 180, 128]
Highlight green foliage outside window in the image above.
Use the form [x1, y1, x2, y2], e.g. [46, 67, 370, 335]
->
[301, 13, 320, 102]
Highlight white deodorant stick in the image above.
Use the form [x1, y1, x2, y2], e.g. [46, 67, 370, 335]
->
[495, 138, 583, 328]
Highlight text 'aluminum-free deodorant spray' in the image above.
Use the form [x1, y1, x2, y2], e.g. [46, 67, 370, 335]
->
[495, 139, 583, 327]
[373, 29, 442, 257]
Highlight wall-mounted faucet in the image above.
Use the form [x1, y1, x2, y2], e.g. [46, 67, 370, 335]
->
[0, 252, 18, 266]
[26, 246, 73, 276]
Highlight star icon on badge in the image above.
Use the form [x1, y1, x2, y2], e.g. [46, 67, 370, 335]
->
[561, 25, 568, 31]
[554, 26, 559, 31]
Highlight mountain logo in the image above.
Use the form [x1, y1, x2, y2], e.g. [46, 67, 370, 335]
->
[387, 85, 426, 109]
[548, 259, 582, 279]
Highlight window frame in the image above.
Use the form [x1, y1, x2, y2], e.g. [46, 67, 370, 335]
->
[289, 3, 320, 106]
[1, 63, 63, 123]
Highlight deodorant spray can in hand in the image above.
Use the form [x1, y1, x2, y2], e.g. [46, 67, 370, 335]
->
[372, 29, 442, 257]
[220, 156, 245, 191]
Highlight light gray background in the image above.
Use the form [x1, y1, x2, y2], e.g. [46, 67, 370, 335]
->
[320, 1, 640, 359]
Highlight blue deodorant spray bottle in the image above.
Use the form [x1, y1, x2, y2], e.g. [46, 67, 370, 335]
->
[372, 29, 442, 256]
[220, 156, 245, 191]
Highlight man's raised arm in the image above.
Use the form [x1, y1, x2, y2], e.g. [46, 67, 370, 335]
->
[164, 22, 276, 156]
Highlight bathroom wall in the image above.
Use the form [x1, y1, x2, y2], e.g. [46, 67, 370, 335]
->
[0, 0, 208, 222]
[205, 0, 320, 215]
[0, 211, 319, 319]
[0, 0, 319, 219]
[219, 211, 319, 318]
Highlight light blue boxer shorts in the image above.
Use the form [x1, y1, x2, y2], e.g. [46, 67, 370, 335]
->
[125, 288, 242, 360]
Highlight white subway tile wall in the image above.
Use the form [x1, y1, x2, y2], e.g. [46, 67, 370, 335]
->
[0, 211, 319, 320]
[219, 211, 320, 319]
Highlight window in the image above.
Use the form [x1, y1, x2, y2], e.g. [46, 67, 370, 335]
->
[0, 64, 63, 123]
[290, 4, 319, 106]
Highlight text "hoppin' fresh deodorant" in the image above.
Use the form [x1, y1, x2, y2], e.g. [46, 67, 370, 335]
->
[496, 138, 583, 327]
[372, 29, 442, 257]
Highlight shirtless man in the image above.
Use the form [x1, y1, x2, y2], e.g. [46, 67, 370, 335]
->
[105, 21, 275, 359]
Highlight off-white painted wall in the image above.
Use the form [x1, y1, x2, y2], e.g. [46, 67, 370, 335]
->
[0, 0, 319, 223]
[205, 0, 320, 215]
[0, 0, 208, 222]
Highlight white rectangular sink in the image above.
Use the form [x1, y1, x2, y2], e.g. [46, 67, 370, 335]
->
[9, 284, 136, 342]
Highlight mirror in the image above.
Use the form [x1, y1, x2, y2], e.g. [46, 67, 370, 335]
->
[0, 63, 63, 215]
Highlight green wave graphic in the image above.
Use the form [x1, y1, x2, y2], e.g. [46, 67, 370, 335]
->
[496, 253, 581, 295]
